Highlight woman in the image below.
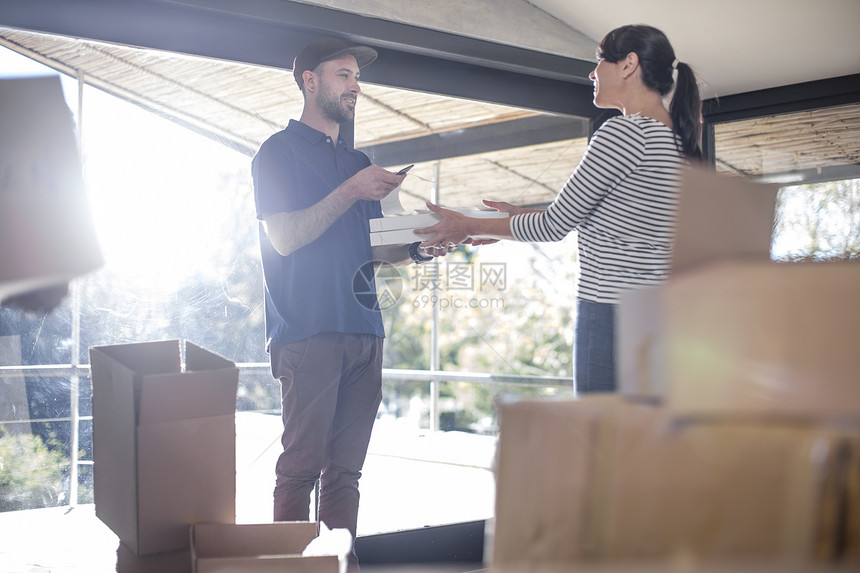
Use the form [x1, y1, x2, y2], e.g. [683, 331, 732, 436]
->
[418, 25, 702, 393]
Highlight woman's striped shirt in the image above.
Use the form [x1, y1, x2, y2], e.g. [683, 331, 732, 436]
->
[511, 114, 685, 303]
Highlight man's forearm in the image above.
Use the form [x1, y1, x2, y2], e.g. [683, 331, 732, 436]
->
[264, 187, 354, 257]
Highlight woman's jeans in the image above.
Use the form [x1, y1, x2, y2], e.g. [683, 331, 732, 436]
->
[574, 298, 617, 393]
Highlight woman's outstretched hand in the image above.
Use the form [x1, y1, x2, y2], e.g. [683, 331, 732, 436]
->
[415, 202, 472, 248]
[416, 199, 524, 248]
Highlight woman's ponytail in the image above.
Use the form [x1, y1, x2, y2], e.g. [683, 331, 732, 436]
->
[669, 62, 702, 159]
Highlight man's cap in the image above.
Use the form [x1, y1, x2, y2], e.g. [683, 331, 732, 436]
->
[292, 37, 378, 90]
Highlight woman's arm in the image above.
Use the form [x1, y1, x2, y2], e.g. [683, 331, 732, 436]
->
[415, 201, 523, 247]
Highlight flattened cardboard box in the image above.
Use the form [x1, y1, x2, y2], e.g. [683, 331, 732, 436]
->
[190, 522, 338, 573]
[90, 340, 239, 556]
[0, 76, 103, 303]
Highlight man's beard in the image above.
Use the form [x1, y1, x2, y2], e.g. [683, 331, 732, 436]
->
[318, 82, 355, 125]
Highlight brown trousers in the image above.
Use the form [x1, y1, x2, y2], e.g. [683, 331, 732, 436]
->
[271, 332, 383, 564]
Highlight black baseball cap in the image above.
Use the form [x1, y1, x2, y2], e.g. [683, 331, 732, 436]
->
[292, 37, 378, 90]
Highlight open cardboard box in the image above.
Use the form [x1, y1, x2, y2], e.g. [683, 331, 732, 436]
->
[0, 76, 103, 304]
[116, 542, 191, 573]
[618, 166, 860, 418]
[190, 522, 339, 573]
[90, 340, 239, 556]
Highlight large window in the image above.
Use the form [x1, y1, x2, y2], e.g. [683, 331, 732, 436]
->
[0, 38, 583, 542]
[713, 102, 860, 262]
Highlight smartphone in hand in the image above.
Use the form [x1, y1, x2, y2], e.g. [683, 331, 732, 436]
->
[396, 164, 414, 175]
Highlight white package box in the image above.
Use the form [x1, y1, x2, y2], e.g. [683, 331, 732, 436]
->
[369, 209, 509, 245]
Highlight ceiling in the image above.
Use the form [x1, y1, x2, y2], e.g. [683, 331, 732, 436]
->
[530, 0, 860, 99]
[0, 0, 858, 211]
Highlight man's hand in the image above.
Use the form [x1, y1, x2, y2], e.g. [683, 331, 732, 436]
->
[338, 165, 407, 202]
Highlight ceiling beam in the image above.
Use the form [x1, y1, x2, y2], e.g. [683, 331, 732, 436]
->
[0, 0, 599, 117]
[703, 73, 860, 124]
[749, 164, 860, 187]
[359, 115, 590, 167]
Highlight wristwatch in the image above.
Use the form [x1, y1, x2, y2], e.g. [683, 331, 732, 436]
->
[409, 241, 433, 264]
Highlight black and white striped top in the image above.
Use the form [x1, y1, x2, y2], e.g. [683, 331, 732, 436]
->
[511, 115, 685, 303]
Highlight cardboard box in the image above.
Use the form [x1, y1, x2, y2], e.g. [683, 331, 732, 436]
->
[369, 209, 508, 245]
[116, 542, 191, 573]
[492, 395, 622, 565]
[618, 166, 775, 400]
[616, 165, 860, 417]
[492, 398, 858, 568]
[0, 76, 103, 303]
[619, 260, 860, 417]
[601, 404, 846, 562]
[90, 340, 239, 556]
[842, 433, 860, 564]
[669, 166, 778, 275]
[490, 562, 858, 573]
[190, 522, 339, 572]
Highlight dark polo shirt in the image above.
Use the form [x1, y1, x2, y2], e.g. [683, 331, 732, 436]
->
[252, 120, 384, 347]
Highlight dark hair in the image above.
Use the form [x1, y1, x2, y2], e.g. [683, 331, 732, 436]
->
[597, 25, 702, 159]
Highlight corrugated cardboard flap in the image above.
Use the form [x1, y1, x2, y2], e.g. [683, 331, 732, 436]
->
[91, 339, 181, 378]
[137, 369, 238, 425]
[191, 522, 339, 573]
[191, 522, 318, 558]
[90, 343, 143, 549]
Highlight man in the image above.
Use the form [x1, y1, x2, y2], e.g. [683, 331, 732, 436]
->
[251, 37, 443, 570]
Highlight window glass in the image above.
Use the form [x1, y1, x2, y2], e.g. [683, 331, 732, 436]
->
[713, 103, 860, 262]
[771, 178, 860, 261]
[0, 40, 585, 539]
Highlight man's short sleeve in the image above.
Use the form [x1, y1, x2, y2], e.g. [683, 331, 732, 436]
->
[252, 135, 300, 220]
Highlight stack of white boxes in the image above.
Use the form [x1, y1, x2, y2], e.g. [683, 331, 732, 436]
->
[489, 167, 860, 572]
[369, 209, 509, 246]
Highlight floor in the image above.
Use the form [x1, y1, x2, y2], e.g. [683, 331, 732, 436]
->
[0, 412, 496, 572]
